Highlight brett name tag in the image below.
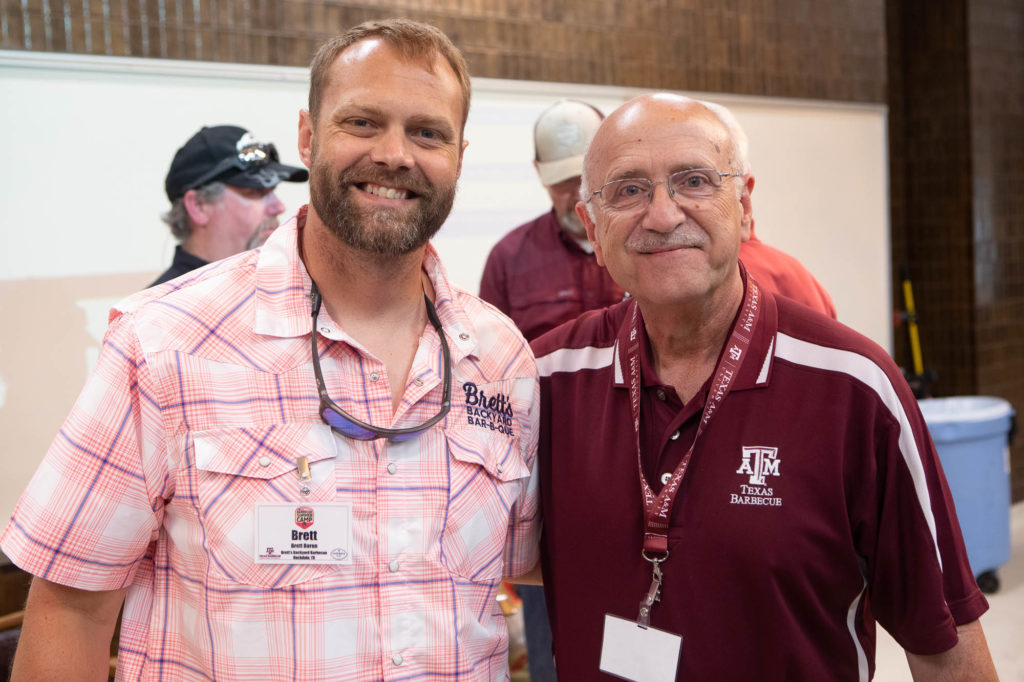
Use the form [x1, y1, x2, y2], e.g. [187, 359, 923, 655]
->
[600, 614, 682, 682]
[254, 503, 353, 564]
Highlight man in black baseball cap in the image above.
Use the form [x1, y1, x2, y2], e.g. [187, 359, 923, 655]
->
[151, 125, 308, 287]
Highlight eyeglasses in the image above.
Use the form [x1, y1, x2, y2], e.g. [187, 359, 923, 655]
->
[309, 282, 452, 442]
[185, 142, 280, 192]
[587, 168, 739, 213]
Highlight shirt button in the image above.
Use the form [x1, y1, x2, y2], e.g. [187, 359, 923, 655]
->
[258, 456, 271, 467]
[319, 326, 330, 334]
[387, 462, 397, 475]
[370, 372, 380, 382]
[388, 560, 400, 573]
[413, 377, 424, 387]
[661, 472, 672, 485]
[496, 464, 504, 474]
[670, 430, 680, 440]
[657, 389, 667, 401]
[392, 654, 403, 666]
[459, 333, 470, 341]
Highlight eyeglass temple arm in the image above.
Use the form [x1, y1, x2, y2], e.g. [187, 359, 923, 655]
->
[309, 284, 334, 402]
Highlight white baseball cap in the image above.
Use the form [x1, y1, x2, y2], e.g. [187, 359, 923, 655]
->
[534, 100, 604, 187]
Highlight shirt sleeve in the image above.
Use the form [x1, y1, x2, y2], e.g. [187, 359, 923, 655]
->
[502, 375, 542, 578]
[0, 312, 168, 590]
[853, 376, 988, 654]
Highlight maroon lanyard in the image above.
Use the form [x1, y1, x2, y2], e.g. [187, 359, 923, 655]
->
[622, 275, 761, 626]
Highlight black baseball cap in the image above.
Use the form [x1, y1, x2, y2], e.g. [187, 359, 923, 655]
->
[164, 125, 309, 201]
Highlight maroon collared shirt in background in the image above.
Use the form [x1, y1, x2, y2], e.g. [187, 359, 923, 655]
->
[480, 209, 626, 341]
[531, 282, 986, 681]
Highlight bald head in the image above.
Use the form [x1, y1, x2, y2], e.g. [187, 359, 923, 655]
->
[581, 94, 741, 207]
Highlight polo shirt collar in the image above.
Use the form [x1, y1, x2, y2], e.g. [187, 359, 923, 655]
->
[253, 205, 480, 362]
[609, 269, 780, 392]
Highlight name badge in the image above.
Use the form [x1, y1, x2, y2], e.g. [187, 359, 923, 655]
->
[254, 503, 353, 564]
[600, 614, 682, 682]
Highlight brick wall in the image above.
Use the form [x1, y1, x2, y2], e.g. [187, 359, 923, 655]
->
[1, 0, 886, 102]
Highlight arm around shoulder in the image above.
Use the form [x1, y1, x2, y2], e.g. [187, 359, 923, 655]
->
[905, 619, 998, 681]
[10, 576, 126, 681]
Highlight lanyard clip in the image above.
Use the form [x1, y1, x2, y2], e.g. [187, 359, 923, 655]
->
[297, 455, 312, 496]
[637, 551, 667, 629]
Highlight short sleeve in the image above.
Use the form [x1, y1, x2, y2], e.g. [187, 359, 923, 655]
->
[1, 312, 167, 590]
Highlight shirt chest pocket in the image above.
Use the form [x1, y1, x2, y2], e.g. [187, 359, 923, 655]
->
[441, 425, 531, 583]
[191, 423, 341, 588]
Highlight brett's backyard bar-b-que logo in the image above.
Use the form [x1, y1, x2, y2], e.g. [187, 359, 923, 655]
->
[463, 382, 514, 436]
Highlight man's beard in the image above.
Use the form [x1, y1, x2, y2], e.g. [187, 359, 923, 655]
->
[245, 217, 280, 251]
[309, 155, 456, 257]
[558, 209, 587, 239]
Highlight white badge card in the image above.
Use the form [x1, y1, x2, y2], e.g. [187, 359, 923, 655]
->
[600, 614, 682, 682]
[254, 503, 353, 564]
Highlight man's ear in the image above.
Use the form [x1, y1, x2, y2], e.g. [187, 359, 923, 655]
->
[183, 189, 212, 226]
[739, 174, 754, 242]
[577, 201, 605, 267]
[456, 138, 468, 179]
[298, 109, 314, 168]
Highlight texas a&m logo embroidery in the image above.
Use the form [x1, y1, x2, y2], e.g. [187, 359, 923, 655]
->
[730, 446, 783, 507]
[295, 506, 314, 529]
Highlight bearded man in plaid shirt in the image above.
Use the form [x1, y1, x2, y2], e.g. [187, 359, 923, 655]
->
[3, 18, 540, 681]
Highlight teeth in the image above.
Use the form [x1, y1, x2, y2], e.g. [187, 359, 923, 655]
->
[364, 183, 409, 200]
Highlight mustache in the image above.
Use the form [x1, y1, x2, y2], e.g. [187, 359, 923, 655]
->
[626, 225, 708, 252]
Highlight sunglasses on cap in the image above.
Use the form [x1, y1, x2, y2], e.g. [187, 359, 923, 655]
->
[184, 142, 280, 192]
[309, 282, 452, 442]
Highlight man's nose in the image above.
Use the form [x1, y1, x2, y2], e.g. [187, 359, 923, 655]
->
[642, 183, 686, 231]
[264, 191, 286, 215]
[369, 127, 414, 170]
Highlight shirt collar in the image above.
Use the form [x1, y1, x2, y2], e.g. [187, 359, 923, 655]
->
[610, 269, 779, 392]
[252, 205, 479, 362]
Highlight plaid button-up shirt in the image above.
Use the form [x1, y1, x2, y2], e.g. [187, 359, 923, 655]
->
[2, 207, 541, 681]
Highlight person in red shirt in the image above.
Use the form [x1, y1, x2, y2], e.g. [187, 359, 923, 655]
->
[480, 100, 626, 342]
[701, 100, 837, 319]
[532, 93, 996, 680]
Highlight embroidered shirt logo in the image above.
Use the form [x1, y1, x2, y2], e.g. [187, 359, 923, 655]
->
[730, 446, 783, 507]
[463, 382, 514, 437]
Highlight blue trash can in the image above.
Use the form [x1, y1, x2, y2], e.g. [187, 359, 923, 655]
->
[918, 396, 1014, 592]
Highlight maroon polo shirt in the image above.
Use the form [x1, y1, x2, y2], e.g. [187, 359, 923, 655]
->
[532, 281, 986, 681]
[479, 209, 626, 341]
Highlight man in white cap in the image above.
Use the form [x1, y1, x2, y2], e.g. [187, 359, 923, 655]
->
[480, 100, 625, 343]
[480, 100, 624, 681]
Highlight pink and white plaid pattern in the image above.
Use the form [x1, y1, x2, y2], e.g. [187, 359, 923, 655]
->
[2, 208, 541, 681]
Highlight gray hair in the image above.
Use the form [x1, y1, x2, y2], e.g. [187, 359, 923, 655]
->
[160, 182, 227, 241]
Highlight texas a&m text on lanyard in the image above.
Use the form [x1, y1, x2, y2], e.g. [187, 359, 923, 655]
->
[622, 274, 761, 628]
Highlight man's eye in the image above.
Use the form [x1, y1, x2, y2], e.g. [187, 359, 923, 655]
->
[616, 182, 646, 198]
[416, 128, 443, 142]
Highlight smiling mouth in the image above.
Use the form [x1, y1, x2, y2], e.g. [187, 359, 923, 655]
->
[358, 182, 415, 200]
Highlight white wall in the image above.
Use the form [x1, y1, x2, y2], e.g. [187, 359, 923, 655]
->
[0, 51, 890, 521]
